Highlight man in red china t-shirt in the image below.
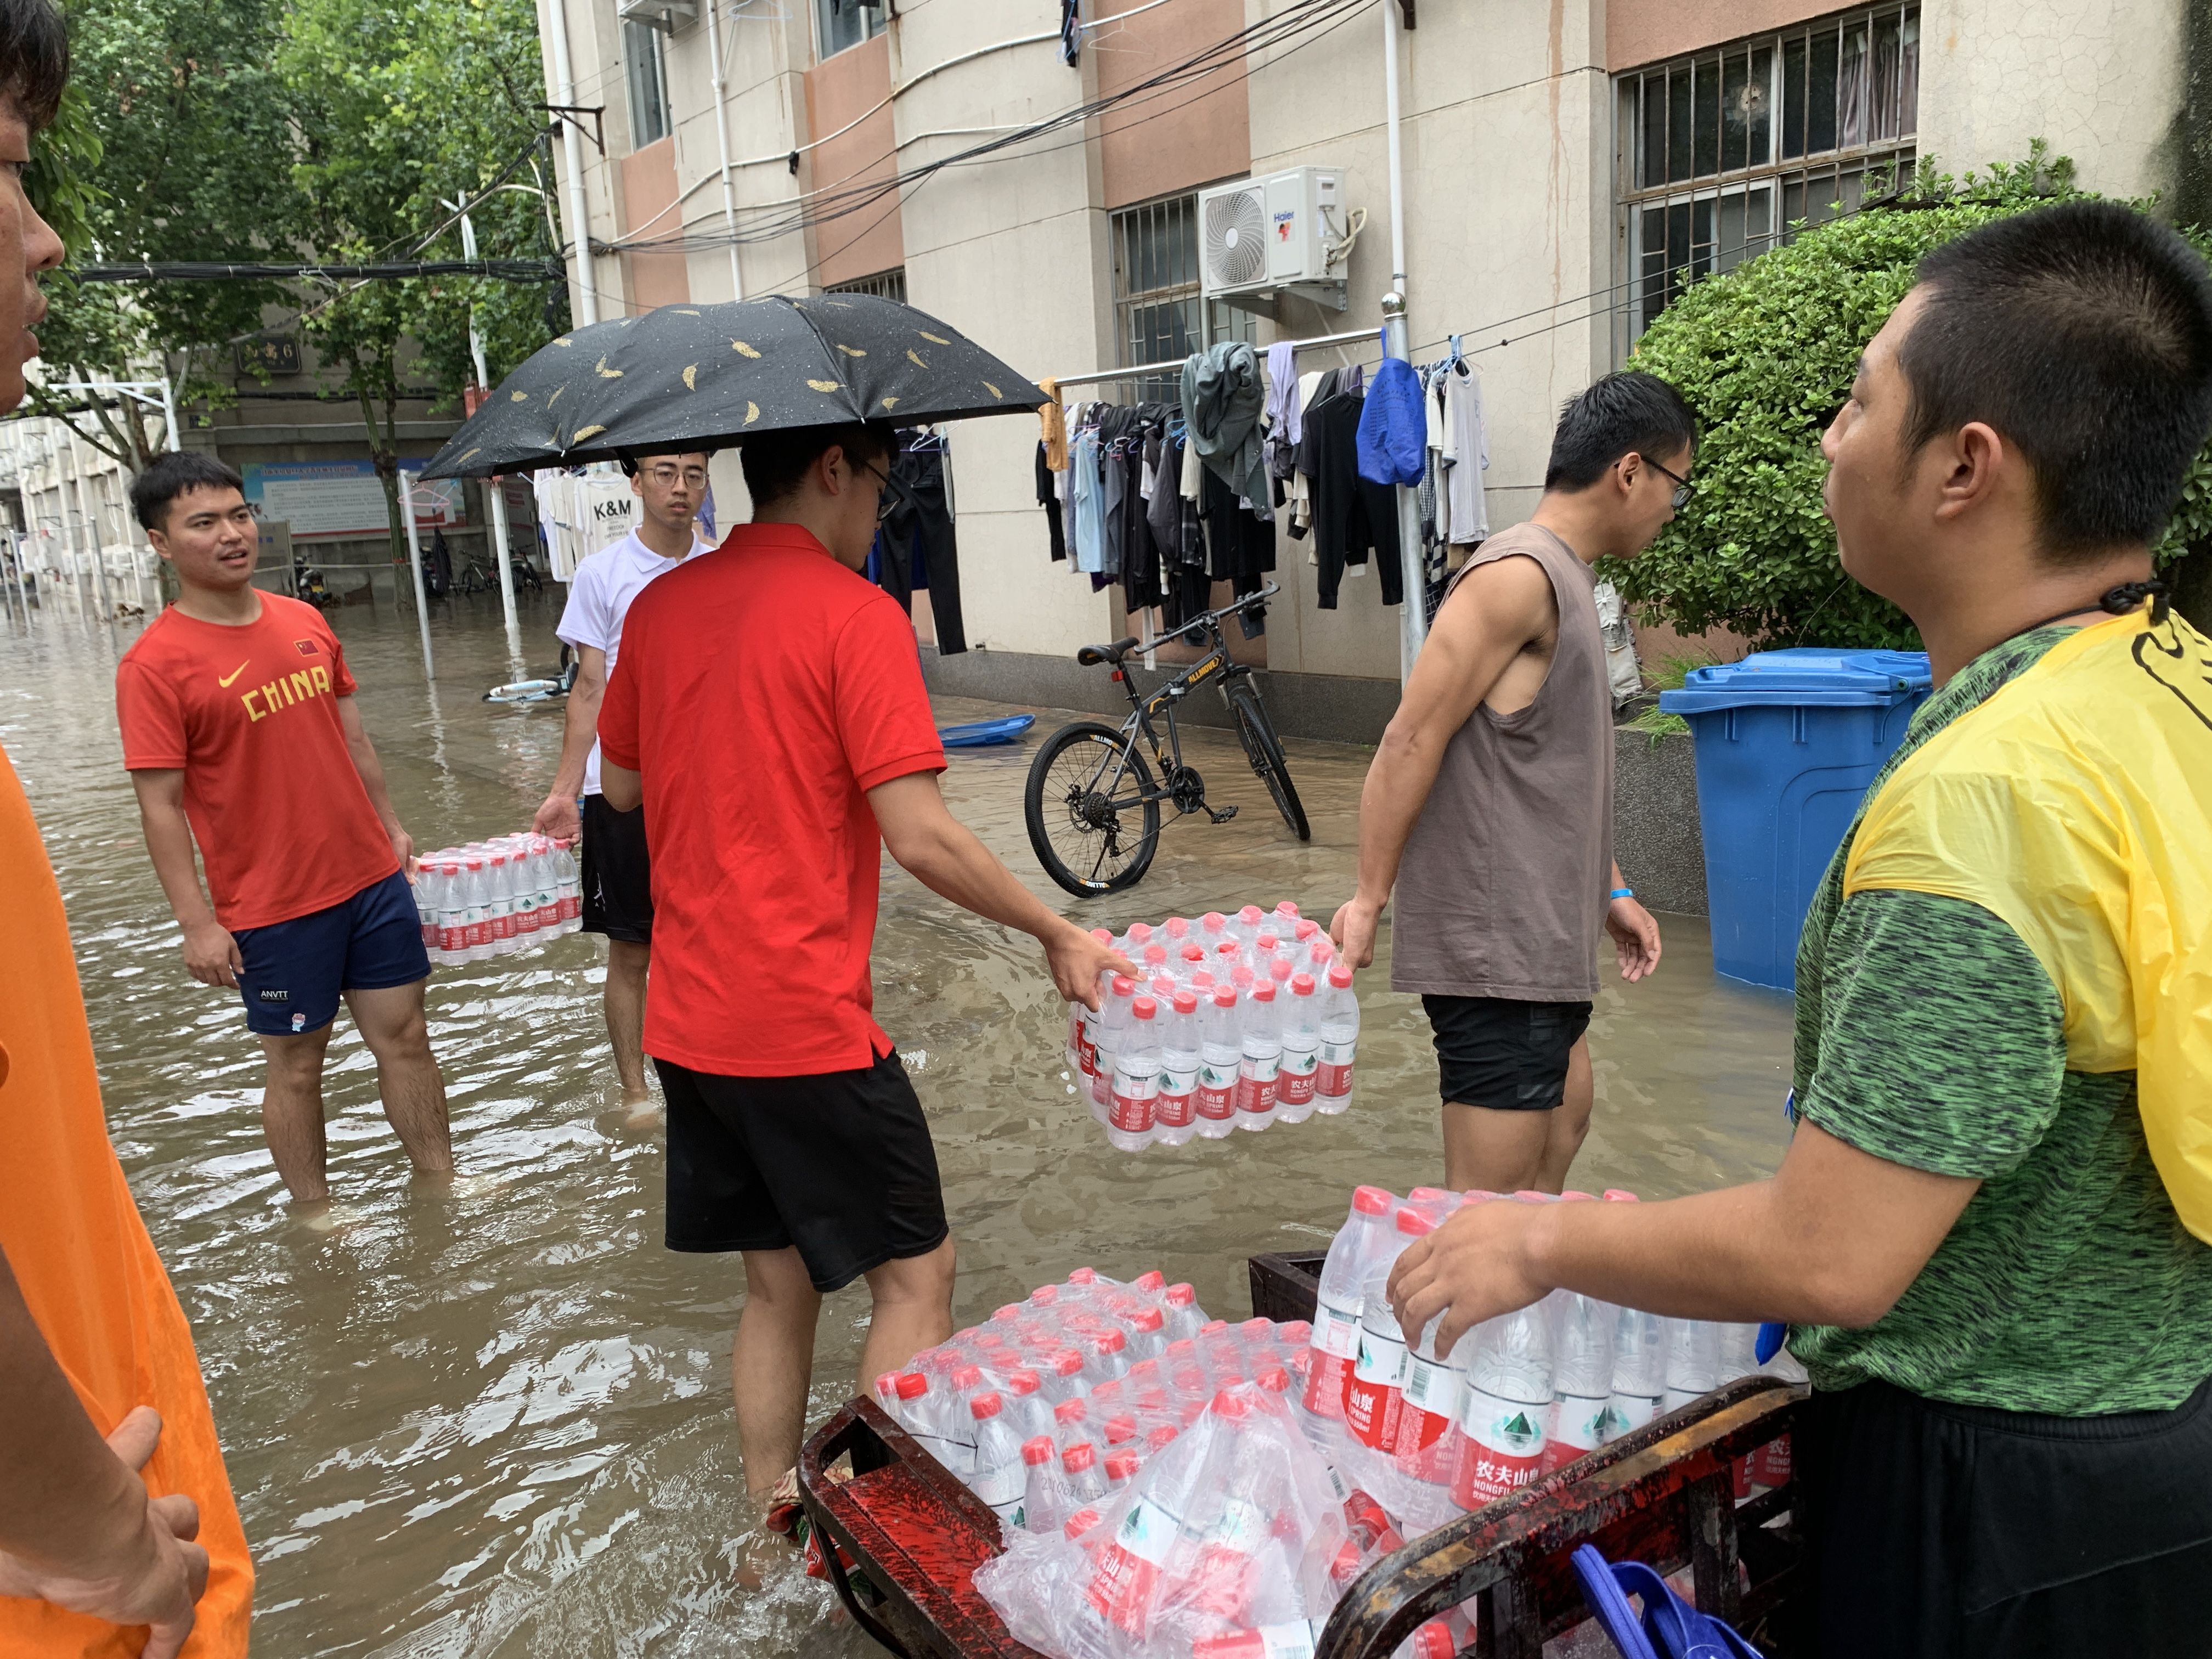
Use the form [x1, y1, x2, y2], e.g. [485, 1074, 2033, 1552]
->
[598, 420, 1126, 1523]
[115, 452, 453, 1205]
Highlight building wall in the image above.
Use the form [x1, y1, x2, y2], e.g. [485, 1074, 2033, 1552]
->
[1096, 0, 1251, 208]
[1609, 0, 1848, 70]
[806, 31, 905, 287]
[617, 139, 692, 310]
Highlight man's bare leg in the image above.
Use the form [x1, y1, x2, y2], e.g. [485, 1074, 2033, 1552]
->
[605, 938, 652, 1117]
[259, 1025, 336, 1203]
[1441, 1102, 1553, 1195]
[731, 1246, 822, 1514]
[859, 1238, 957, 1386]
[343, 980, 454, 1180]
[1534, 1036, 1594, 1194]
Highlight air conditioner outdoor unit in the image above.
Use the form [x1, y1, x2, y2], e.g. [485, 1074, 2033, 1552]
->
[1198, 167, 1348, 312]
[617, 0, 696, 32]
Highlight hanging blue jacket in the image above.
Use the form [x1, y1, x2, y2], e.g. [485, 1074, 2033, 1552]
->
[1357, 354, 1427, 487]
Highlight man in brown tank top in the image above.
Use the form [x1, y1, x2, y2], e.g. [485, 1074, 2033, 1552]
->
[1330, 373, 1689, 1193]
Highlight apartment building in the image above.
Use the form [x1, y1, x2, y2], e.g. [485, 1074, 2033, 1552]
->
[537, 0, 2183, 736]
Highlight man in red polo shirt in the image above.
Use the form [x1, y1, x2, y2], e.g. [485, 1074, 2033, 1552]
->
[117, 452, 454, 1206]
[598, 421, 1125, 1518]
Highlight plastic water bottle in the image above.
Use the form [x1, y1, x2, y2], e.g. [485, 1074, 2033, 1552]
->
[1107, 996, 1161, 1152]
[1195, 986, 1242, 1139]
[1235, 981, 1281, 1129]
[1342, 1207, 1429, 1490]
[415, 865, 441, 956]
[1060, 1440, 1108, 1508]
[485, 854, 517, 951]
[461, 859, 493, 962]
[1155, 991, 1200, 1147]
[1073, 928, 1114, 1079]
[1232, 904, 1264, 949]
[1020, 1435, 1074, 1535]
[969, 1392, 1027, 1522]
[1275, 973, 1321, 1122]
[1452, 1305, 1554, 1510]
[1164, 1283, 1204, 1341]
[1605, 1308, 1669, 1442]
[1315, 963, 1359, 1114]
[1661, 1319, 1720, 1414]
[1092, 975, 1136, 1119]
[1304, 1186, 1395, 1430]
[1543, 1290, 1618, 1475]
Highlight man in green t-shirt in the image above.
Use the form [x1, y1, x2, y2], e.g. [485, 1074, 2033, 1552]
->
[1388, 200, 2212, 1655]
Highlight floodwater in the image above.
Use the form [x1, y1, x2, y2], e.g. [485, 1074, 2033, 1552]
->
[1, 591, 1793, 1656]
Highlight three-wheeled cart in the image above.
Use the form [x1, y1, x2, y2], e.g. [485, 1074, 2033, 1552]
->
[799, 1252, 1807, 1659]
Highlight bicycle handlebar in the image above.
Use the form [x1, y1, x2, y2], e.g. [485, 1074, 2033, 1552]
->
[1171, 581, 1281, 641]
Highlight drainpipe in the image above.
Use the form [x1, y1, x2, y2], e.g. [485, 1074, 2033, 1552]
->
[546, 0, 601, 324]
[704, 0, 744, 300]
[1382, 2, 1426, 679]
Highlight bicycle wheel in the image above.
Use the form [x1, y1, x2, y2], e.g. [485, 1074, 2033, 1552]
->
[1226, 680, 1310, 842]
[1024, 721, 1163, 898]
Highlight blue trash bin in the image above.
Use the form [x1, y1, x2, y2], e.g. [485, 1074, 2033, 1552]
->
[1659, 648, 1932, 990]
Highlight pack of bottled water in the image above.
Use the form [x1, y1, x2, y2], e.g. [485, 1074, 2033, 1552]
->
[411, 832, 583, 967]
[1298, 1185, 1805, 1540]
[1065, 905, 1361, 1151]
[918, 1268, 1466, 1659]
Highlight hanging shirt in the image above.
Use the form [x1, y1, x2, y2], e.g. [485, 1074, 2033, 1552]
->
[115, 595, 399, 929]
[1071, 427, 1107, 574]
[1442, 361, 1492, 544]
[0, 745, 254, 1658]
[556, 528, 714, 795]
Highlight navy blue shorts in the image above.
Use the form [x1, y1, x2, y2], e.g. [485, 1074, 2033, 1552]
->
[234, 870, 431, 1037]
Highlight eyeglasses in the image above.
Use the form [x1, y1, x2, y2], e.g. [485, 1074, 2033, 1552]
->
[1645, 455, 1694, 510]
[859, 458, 917, 525]
[640, 464, 707, 488]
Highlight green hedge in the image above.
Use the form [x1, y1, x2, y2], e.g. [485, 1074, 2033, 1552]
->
[1604, 146, 2211, 651]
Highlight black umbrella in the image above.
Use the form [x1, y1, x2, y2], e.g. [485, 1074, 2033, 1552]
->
[420, 294, 1046, 479]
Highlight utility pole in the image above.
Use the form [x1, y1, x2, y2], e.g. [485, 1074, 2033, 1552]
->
[400, 465, 436, 681]
[705, 0, 744, 301]
[1382, 2, 1426, 680]
[545, 0, 601, 325]
[447, 198, 524, 666]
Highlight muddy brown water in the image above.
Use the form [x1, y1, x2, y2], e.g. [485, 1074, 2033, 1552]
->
[1, 593, 1792, 1655]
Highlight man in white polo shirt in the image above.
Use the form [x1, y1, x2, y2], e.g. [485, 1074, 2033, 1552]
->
[532, 447, 716, 1120]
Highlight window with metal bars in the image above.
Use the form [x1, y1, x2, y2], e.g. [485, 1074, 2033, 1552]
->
[815, 0, 885, 60]
[1617, 4, 1919, 344]
[624, 19, 670, 148]
[827, 268, 908, 304]
[1111, 193, 1256, 403]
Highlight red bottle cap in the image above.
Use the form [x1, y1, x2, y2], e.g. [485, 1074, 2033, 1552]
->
[1131, 1307, 1164, 1333]
[1148, 1424, 1180, 1451]
[1063, 1507, 1100, 1539]
[1089, 928, 1113, 945]
[1182, 943, 1205, 963]
[1172, 990, 1198, 1015]
[1397, 1207, 1436, 1236]
[1238, 905, 1263, 923]
[1103, 1413, 1137, 1444]
[896, 1373, 928, 1401]
[1054, 1397, 1086, 1425]
[1110, 975, 1135, 997]
[1201, 912, 1227, 929]
[1256, 1365, 1290, 1393]
[1212, 985, 1238, 1008]
[1251, 982, 1276, 1003]
[1199, 1319, 1229, 1335]
[1096, 1329, 1126, 1354]
[1021, 1435, 1055, 1466]
[1144, 944, 1167, 966]
[1329, 963, 1354, 988]
[1062, 1441, 1097, 1473]
[1151, 975, 1177, 998]
[1165, 1284, 1195, 1307]
[1133, 1269, 1165, 1293]
[1165, 916, 1189, 937]
[1006, 1369, 1040, 1396]
[1295, 918, 1319, 941]
[1053, 1349, 1085, 1377]
[1292, 972, 1316, 996]
[1067, 1266, 1097, 1284]
[970, 1391, 1003, 1420]
[1127, 923, 1153, 943]
[1131, 996, 1156, 1020]
[1105, 1449, 1141, 1483]
[951, 1364, 983, 1390]
[1256, 932, 1279, 953]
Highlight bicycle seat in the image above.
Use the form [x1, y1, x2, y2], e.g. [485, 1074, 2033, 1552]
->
[1075, 636, 1143, 667]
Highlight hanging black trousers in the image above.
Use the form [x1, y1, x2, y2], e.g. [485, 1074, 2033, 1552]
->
[878, 445, 966, 656]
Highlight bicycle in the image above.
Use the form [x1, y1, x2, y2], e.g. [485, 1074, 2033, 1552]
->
[456, 546, 545, 597]
[1023, 582, 1308, 898]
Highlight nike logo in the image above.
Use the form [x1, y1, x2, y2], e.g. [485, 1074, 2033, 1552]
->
[218, 661, 250, 687]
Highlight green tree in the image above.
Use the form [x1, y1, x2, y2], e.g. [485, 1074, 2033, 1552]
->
[24, 0, 300, 469]
[279, 0, 564, 564]
[1610, 145, 2211, 649]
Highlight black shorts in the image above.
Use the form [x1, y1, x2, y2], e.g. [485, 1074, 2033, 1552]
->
[580, 792, 652, 943]
[1422, 994, 1592, 1110]
[1791, 1375, 2212, 1657]
[657, 1048, 949, 1293]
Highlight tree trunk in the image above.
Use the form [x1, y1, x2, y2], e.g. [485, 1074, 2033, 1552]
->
[358, 381, 408, 585]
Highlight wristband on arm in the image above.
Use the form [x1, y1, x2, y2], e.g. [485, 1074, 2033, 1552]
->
[1608, 888, 1634, 900]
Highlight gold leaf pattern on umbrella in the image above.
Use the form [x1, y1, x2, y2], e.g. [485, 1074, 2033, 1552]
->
[744, 402, 760, 424]
[983, 382, 1002, 398]
[548, 385, 566, 406]
[881, 397, 899, 410]
[807, 379, 840, 393]
[731, 340, 759, 358]
[919, 331, 949, 345]
[837, 344, 867, 357]
[682, 364, 698, 390]
[553, 336, 573, 347]
[906, 349, 927, 369]
[573, 424, 606, 442]
[456, 447, 481, 464]
[673, 308, 701, 316]
[509, 390, 528, 403]
[595, 356, 622, 379]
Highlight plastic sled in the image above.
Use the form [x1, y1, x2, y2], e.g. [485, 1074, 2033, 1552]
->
[936, 715, 1034, 749]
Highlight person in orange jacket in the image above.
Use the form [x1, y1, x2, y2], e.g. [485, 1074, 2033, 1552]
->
[0, 4, 252, 1653]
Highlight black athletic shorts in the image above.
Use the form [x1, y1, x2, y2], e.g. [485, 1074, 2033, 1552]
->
[657, 1047, 950, 1293]
[1790, 1374, 2212, 1658]
[1421, 994, 1592, 1110]
[580, 792, 651, 943]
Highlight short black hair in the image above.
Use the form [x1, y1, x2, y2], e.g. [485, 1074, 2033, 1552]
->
[0, 0, 67, 130]
[132, 452, 246, 532]
[1900, 201, 2212, 562]
[618, 444, 717, 477]
[1544, 371, 1699, 491]
[740, 422, 892, 507]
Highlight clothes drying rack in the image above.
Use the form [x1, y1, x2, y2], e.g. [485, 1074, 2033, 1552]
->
[1043, 324, 1385, 391]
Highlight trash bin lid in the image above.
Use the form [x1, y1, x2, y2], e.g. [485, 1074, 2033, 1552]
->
[1658, 647, 1932, 714]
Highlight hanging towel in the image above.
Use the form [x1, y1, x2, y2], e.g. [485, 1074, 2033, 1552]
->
[1038, 377, 1068, 471]
[1181, 341, 1270, 511]
[1356, 356, 1427, 487]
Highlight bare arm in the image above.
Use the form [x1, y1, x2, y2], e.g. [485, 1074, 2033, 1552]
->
[600, 754, 641, 814]
[129, 770, 238, 989]
[1389, 1120, 1979, 1353]
[0, 1249, 208, 1659]
[335, 694, 412, 873]
[867, 771, 1133, 1009]
[1329, 557, 1557, 968]
[531, 645, 607, 843]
